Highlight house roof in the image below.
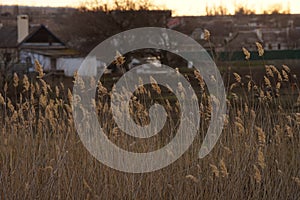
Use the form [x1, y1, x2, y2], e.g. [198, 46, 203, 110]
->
[23, 48, 79, 57]
[19, 25, 65, 46]
[0, 24, 65, 48]
[225, 31, 262, 50]
[0, 26, 18, 48]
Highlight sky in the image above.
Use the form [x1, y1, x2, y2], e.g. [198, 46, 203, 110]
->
[0, 0, 299, 16]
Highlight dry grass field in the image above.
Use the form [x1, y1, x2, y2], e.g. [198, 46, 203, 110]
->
[0, 54, 300, 199]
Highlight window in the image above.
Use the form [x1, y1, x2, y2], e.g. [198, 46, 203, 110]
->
[3, 52, 12, 64]
[268, 44, 272, 50]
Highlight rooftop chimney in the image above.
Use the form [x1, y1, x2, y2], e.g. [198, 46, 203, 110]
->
[17, 15, 29, 43]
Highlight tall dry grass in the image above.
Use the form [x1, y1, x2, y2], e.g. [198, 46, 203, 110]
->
[0, 52, 300, 199]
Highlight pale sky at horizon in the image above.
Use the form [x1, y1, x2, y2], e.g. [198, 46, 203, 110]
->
[0, 0, 299, 16]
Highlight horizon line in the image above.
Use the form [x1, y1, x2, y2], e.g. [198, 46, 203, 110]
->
[0, 4, 300, 17]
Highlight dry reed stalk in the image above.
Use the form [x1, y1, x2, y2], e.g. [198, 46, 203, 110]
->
[253, 164, 262, 183]
[257, 148, 266, 169]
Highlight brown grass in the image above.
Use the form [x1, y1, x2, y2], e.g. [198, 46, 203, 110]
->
[0, 60, 300, 199]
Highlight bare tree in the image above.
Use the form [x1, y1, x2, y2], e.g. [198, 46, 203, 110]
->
[0, 49, 17, 89]
[59, 2, 170, 55]
[206, 5, 228, 16]
[78, 0, 157, 12]
[264, 4, 291, 15]
[234, 6, 255, 15]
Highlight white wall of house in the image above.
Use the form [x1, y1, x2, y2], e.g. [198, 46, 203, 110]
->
[56, 58, 84, 77]
[57, 57, 106, 77]
[20, 50, 51, 71]
[20, 50, 107, 77]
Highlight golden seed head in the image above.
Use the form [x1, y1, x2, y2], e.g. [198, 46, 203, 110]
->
[67, 89, 73, 103]
[39, 94, 48, 108]
[256, 42, 264, 56]
[23, 75, 30, 91]
[35, 60, 44, 78]
[234, 121, 245, 134]
[185, 175, 199, 183]
[282, 70, 289, 81]
[114, 51, 125, 67]
[233, 72, 242, 83]
[282, 65, 290, 73]
[75, 75, 85, 90]
[4, 82, 8, 93]
[0, 93, 5, 105]
[90, 77, 96, 88]
[247, 81, 251, 92]
[264, 76, 271, 88]
[276, 82, 281, 90]
[13, 73, 19, 87]
[150, 76, 161, 94]
[255, 126, 266, 146]
[39, 79, 49, 94]
[55, 86, 60, 97]
[11, 111, 18, 122]
[253, 164, 262, 183]
[73, 70, 78, 81]
[97, 81, 108, 95]
[230, 83, 237, 91]
[242, 47, 251, 60]
[219, 159, 229, 178]
[209, 164, 219, 177]
[194, 70, 205, 90]
[7, 99, 14, 112]
[257, 148, 266, 169]
[265, 65, 274, 77]
[204, 29, 210, 41]
[177, 82, 185, 93]
[270, 65, 279, 73]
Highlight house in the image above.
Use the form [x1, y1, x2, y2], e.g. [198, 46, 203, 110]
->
[225, 30, 263, 52]
[0, 15, 83, 76]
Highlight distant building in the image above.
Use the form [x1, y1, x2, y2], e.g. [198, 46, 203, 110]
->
[225, 30, 263, 51]
[0, 15, 82, 76]
[167, 14, 300, 54]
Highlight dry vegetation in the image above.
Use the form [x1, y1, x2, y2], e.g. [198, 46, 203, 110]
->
[0, 48, 300, 199]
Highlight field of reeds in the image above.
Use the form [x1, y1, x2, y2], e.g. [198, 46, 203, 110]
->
[0, 49, 300, 199]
